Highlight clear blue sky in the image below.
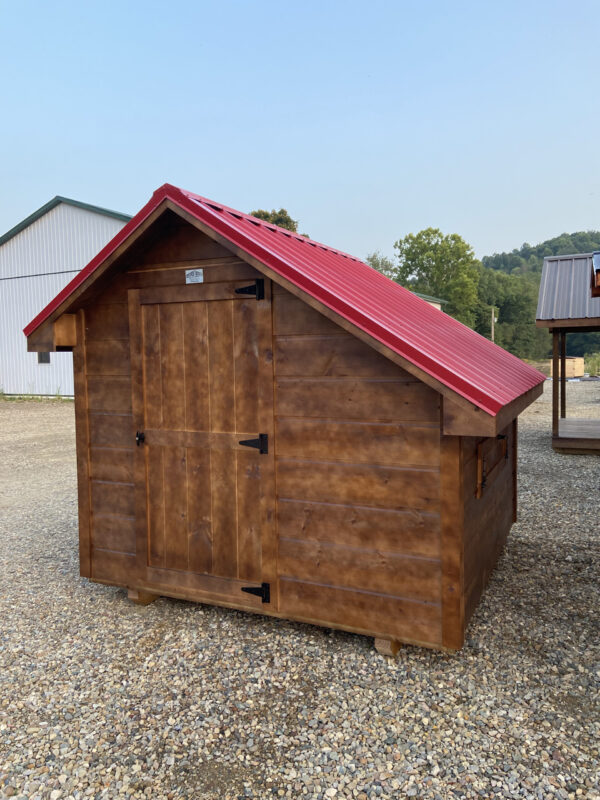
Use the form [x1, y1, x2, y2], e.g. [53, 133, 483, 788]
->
[1, 0, 598, 259]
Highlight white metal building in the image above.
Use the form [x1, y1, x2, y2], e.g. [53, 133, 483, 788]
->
[0, 197, 130, 395]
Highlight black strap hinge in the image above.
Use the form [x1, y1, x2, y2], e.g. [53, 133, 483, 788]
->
[241, 582, 270, 603]
[238, 433, 268, 454]
[235, 278, 264, 300]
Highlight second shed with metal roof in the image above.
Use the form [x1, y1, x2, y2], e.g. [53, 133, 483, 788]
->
[25, 184, 545, 652]
[536, 252, 600, 453]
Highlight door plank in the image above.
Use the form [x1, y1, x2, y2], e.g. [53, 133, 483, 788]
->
[187, 447, 213, 574]
[159, 304, 186, 431]
[236, 449, 262, 582]
[183, 302, 210, 431]
[233, 299, 259, 432]
[208, 300, 235, 433]
[163, 446, 189, 571]
[210, 448, 238, 577]
[141, 304, 163, 429]
[147, 447, 166, 568]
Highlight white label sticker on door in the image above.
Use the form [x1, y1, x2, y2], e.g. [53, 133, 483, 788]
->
[186, 269, 204, 284]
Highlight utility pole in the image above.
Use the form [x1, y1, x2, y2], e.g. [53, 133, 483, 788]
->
[491, 306, 497, 343]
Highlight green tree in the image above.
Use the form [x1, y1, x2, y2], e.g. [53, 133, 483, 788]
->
[391, 228, 480, 327]
[250, 207, 305, 235]
[365, 251, 395, 278]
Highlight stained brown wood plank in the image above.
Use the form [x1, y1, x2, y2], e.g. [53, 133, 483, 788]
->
[130, 257, 245, 273]
[210, 448, 238, 577]
[141, 429, 256, 449]
[144, 567, 264, 608]
[183, 302, 209, 431]
[278, 537, 441, 602]
[87, 376, 132, 413]
[141, 304, 163, 429]
[236, 449, 262, 582]
[276, 499, 440, 558]
[277, 460, 439, 511]
[92, 549, 137, 584]
[207, 300, 235, 432]
[88, 413, 132, 447]
[512, 419, 518, 523]
[85, 303, 129, 340]
[128, 289, 149, 581]
[89, 447, 133, 482]
[139, 281, 258, 305]
[274, 334, 407, 378]
[85, 339, 130, 376]
[275, 378, 439, 422]
[233, 299, 259, 432]
[159, 304, 186, 430]
[106, 268, 190, 303]
[90, 480, 135, 518]
[53, 314, 76, 347]
[27, 318, 54, 352]
[136, 222, 231, 265]
[162, 446, 189, 571]
[147, 446, 166, 568]
[255, 281, 278, 602]
[279, 579, 442, 647]
[186, 447, 213, 574]
[275, 418, 440, 467]
[440, 436, 465, 650]
[273, 292, 344, 336]
[92, 515, 136, 553]
[74, 310, 92, 577]
[202, 262, 261, 282]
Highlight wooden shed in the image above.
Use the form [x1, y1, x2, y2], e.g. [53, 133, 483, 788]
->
[25, 185, 545, 652]
[536, 253, 600, 454]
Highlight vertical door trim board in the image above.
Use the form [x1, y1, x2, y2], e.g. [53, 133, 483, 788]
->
[255, 279, 279, 608]
[128, 289, 150, 584]
[73, 309, 92, 577]
[440, 434, 465, 649]
[512, 418, 518, 524]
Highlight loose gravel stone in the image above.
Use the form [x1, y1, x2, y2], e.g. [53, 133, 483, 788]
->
[0, 386, 598, 799]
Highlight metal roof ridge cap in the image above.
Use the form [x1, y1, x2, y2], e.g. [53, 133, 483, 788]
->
[181, 190, 361, 262]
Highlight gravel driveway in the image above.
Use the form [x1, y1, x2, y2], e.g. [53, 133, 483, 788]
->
[0, 384, 598, 800]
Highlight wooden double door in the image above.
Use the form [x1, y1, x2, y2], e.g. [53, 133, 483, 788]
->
[128, 279, 276, 609]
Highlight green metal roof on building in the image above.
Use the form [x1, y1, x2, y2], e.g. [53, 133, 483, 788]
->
[413, 291, 447, 305]
[0, 196, 131, 248]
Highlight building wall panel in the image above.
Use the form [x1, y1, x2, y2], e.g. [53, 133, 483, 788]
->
[0, 203, 126, 394]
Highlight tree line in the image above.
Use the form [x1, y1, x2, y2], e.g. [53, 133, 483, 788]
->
[250, 208, 600, 362]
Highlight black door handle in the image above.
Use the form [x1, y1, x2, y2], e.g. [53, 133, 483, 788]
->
[135, 431, 145, 446]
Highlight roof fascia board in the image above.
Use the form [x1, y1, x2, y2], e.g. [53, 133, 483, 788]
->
[536, 317, 600, 329]
[0, 196, 131, 249]
[167, 201, 500, 422]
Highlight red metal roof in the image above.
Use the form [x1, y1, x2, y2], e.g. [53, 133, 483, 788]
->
[25, 183, 545, 415]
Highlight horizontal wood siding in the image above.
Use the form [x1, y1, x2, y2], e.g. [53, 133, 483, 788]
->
[462, 421, 516, 625]
[273, 289, 443, 646]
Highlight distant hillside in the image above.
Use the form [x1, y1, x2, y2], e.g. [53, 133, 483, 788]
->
[482, 231, 600, 275]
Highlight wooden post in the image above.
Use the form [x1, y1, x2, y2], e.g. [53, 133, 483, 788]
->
[560, 331, 566, 419]
[128, 589, 158, 606]
[440, 436, 465, 650]
[552, 330, 559, 438]
[374, 638, 401, 657]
